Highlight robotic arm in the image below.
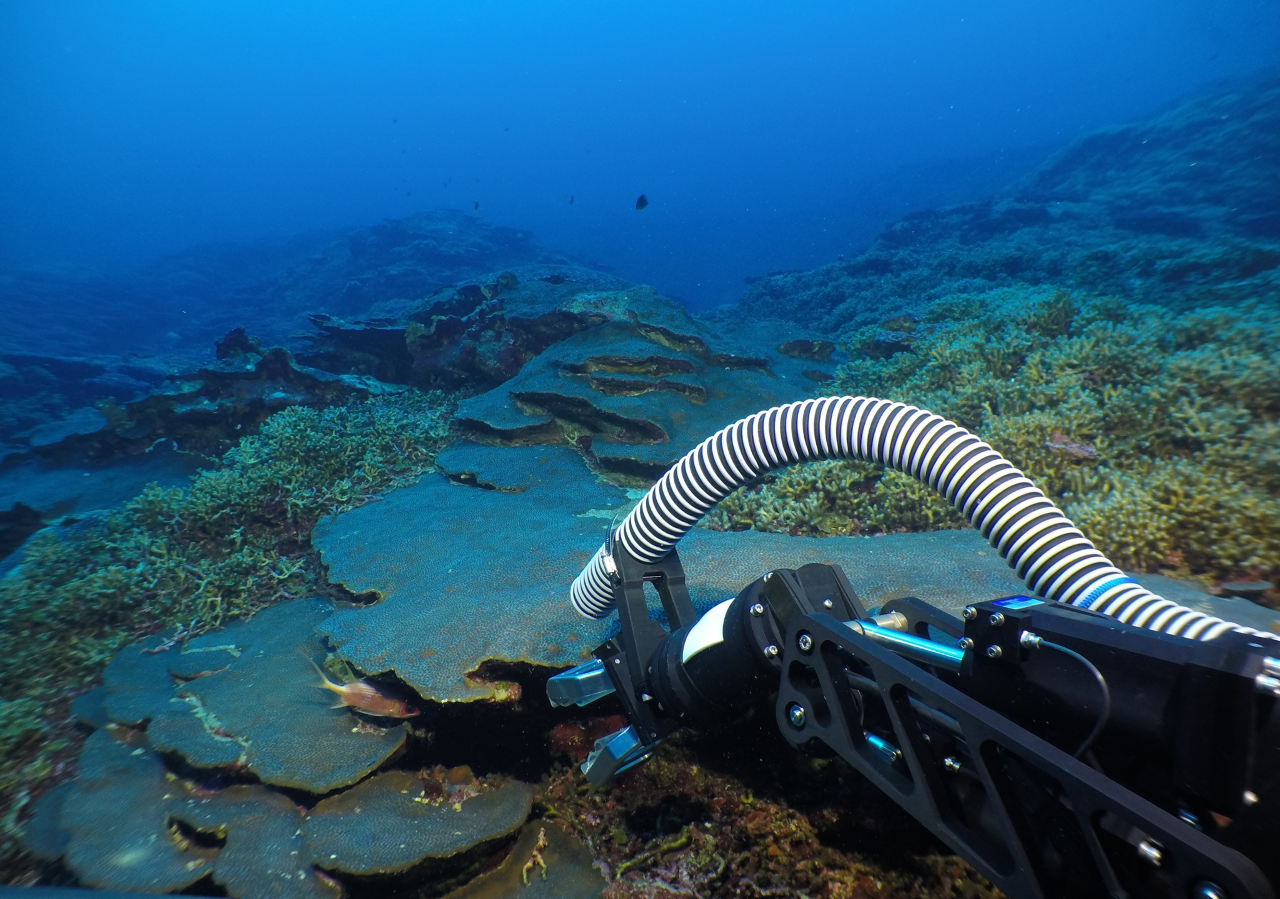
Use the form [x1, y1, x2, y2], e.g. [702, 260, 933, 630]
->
[547, 398, 1280, 899]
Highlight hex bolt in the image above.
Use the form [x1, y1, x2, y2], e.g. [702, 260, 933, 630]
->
[962, 606, 978, 620]
[822, 598, 834, 609]
[958, 637, 975, 650]
[750, 603, 765, 617]
[986, 645, 1003, 660]
[989, 612, 1006, 627]
[1136, 839, 1163, 867]
[787, 703, 806, 728]
[764, 644, 779, 658]
[797, 633, 814, 652]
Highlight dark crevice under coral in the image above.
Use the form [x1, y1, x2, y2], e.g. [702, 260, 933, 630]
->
[631, 322, 772, 373]
[511, 392, 668, 444]
[581, 374, 707, 404]
[561, 355, 699, 378]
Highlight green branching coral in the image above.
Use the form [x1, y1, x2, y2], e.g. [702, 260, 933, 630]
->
[708, 287, 1280, 585]
[710, 461, 965, 537]
[0, 390, 453, 703]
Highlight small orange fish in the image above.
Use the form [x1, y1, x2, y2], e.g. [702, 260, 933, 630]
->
[310, 658, 420, 719]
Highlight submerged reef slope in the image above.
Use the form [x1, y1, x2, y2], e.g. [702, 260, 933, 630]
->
[0, 209, 559, 361]
[736, 76, 1280, 335]
[0, 211, 565, 466]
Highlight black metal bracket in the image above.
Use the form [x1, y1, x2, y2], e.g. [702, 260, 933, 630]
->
[775, 613, 1274, 899]
[594, 540, 697, 744]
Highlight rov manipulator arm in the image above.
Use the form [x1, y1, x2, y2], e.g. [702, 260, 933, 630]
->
[546, 398, 1280, 899]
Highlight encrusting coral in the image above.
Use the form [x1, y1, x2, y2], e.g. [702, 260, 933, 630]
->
[708, 288, 1280, 588]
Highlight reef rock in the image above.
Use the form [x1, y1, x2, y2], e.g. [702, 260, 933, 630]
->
[738, 76, 1280, 335]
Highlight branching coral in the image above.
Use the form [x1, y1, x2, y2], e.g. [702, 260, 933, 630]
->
[0, 390, 453, 702]
[0, 390, 453, 873]
[708, 287, 1280, 586]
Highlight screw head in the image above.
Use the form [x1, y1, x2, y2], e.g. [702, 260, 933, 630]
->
[958, 637, 975, 650]
[943, 756, 961, 773]
[750, 603, 765, 617]
[764, 644, 779, 658]
[962, 606, 978, 620]
[798, 633, 814, 652]
[787, 703, 806, 728]
[822, 598, 834, 609]
[986, 645, 1003, 659]
[989, 612, 1006, 627]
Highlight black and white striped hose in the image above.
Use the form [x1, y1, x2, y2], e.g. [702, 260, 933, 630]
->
[571, 396, 1270, 643]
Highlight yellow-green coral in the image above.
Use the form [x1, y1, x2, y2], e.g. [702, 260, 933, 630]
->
[708, 287, 1280, 584]
[0, 390, 453, 702]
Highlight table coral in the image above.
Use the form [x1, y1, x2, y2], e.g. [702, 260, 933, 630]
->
[302, 769, 533, 877]
[24, 727, 216, 893]
[454, 309, 841, 480]
[443, 822, 605, 899]
[130, 598, 407, 793]
[171, 786, 340, 899]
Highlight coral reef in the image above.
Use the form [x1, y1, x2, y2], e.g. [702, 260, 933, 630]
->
[736, 77, 1280, 337]
[0, 389, 451, 868]
[711, 288, 1280, 588]
[7, 75, 1280, 896]
[442, 822, 605, 898]
[302, 769, 532, 876]
[321, 436, 1277, 715]
[0, 390, 451, 697]
[25, 720, 541, 897]
[0, 209, 563, 362]
[111, 600, 409, 792]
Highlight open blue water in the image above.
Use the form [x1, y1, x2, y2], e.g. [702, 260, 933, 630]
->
[3, 1, 1277, 309]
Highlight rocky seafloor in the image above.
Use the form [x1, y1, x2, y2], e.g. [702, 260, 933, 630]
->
[1, 75, 1278, 897]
